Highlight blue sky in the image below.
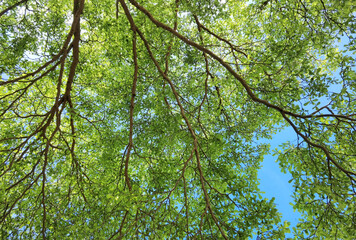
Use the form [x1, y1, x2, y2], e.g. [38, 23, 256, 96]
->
[257, 127, 301, 236]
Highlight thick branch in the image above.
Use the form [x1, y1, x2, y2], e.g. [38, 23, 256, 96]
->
[0, 0, 28, 18]
[119, 0, 139, 192]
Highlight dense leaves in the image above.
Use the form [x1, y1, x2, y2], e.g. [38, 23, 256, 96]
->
[0, 0, 355, 239]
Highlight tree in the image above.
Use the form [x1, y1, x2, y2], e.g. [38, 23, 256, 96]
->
[0, 0, 355, 238]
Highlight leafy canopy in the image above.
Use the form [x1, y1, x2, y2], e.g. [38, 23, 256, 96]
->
[0, 0, 355, 239]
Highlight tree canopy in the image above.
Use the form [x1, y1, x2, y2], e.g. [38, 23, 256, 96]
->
[0, 0, 355, 239]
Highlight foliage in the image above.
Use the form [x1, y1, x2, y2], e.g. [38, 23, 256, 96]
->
[0, 0, 355, 239]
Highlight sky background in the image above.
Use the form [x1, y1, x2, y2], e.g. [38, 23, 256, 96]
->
[257, 127, 301, 236]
